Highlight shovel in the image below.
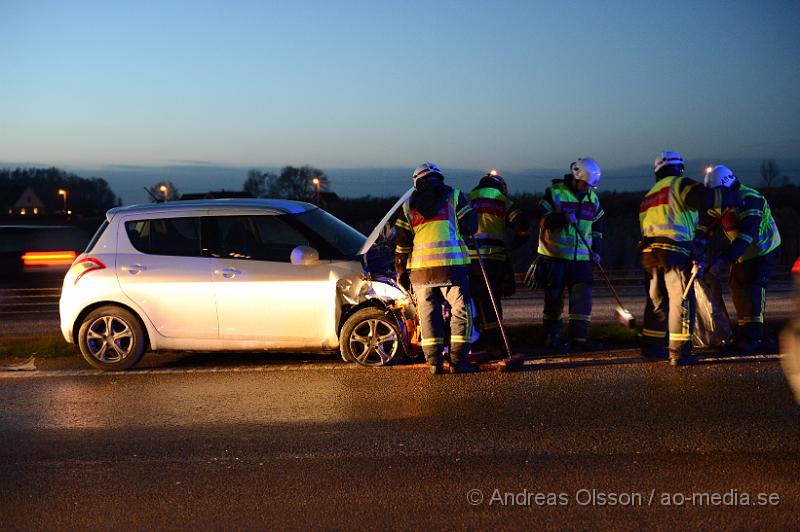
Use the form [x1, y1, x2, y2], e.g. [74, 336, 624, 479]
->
[471, 244, 527, 372]
[571, 222, 636, 328]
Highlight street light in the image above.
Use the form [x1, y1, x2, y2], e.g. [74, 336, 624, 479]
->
[312, 178, 321, 205]
[58, 189, 67, 214]
[159, 184, 168, 202]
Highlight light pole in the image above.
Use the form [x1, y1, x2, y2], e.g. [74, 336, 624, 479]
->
[58, 189, 67, 214]
[159, 184, 168, 202]
[312, 178, 321, 205]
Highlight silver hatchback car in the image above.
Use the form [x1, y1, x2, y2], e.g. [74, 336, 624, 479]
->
[59, 196, 422, 370]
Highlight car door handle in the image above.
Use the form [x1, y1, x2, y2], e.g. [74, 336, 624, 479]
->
[213, 268, 241, 279]
[121, 264, 147, 274]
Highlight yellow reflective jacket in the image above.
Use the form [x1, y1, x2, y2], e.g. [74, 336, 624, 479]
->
[639, 176, 699, 257]
[396, 188, 472, 270]
[469, 185, 522, 261]
[537, 181, 603, 261]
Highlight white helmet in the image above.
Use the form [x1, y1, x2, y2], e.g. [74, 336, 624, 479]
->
[483, 168, 508, 195]
[570, 158, 601, 188]
[411, 162, 443, 188]
[704, 164, 737, 188]
[654, 151, 684, 174]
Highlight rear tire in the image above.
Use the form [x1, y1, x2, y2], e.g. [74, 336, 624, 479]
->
[340, 307, 405, 367]
[78, 305, 147, 371]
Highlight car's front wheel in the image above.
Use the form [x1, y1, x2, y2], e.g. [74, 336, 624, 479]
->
[340, 307, 404, 367]
[78, 306, 147, 371]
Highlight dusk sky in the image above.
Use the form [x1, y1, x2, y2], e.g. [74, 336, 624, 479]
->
[2, 0, 799, 201]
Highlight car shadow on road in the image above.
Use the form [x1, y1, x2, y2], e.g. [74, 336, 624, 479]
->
[137, 350, 345, 370]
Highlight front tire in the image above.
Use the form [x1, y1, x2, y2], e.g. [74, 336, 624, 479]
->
[340, 307, 405, 367]
[78, 306, 147, 371]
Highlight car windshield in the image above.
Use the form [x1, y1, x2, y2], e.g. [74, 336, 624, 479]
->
[291, 208, 367, 259]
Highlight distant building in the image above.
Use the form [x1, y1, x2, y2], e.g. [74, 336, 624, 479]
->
[319, 191, 342, 208]
[11, 187, 45, 216]
[179, 190, 254, 200]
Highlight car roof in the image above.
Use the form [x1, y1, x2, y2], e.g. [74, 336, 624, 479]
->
[107, 198, 316, 217]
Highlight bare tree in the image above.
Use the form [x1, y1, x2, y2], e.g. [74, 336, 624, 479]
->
[266, 165, 330, 201]
[760, 159, 781, 189]
[243, 169, 276, 198]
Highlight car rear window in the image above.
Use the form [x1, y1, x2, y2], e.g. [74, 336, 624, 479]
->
[125, 217, 201, 257]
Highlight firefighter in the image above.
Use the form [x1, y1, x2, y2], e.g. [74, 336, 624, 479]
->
[698, 164, 781, 351]
[639, 151, 742, 366]
[468, 169, 529, 355]
[536, 158, 604, 351]
[394, 162, 479, 374]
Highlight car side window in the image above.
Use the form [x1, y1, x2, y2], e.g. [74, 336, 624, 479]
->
[210, 215, 311, 262]
[125, 217, 201, 257]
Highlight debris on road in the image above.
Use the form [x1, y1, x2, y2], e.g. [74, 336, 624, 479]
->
[0, 356, 36, 371]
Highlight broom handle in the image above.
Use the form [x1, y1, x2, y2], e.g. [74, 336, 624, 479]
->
[472, 242, 513, 357]
[680, 207, 729, 301]
[682, 268, 700, 301]
[570, 221, 627, 310]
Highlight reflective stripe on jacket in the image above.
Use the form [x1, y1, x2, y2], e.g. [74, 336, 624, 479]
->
[469, 186, 520, 261]
[399, 189, 471, 270]
[639, 176, 699, 257]
[714, 184, 781, 262]
[537, 183, 603, 261]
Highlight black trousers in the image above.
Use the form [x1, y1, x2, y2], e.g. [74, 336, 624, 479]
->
[730, 250, 777, 342]
[469, 258, 506, 337]
[541, 257, 593, 340]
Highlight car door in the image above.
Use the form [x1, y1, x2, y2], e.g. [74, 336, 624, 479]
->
[207, 214, 337, 346]
[116, 213, 218, 339]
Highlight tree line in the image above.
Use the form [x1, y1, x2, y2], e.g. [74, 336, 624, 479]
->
[0, 167, 119, 216]
[2, 163, 796, 271]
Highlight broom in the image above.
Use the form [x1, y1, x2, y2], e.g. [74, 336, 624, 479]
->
[571, 222, 636, 328]
[471, 244, 527, 372]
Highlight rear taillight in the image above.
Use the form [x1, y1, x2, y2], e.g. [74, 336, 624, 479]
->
[793, 257, 800, 275]
[70, 257, 107, 286]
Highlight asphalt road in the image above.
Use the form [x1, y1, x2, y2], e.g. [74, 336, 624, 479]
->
[2, 353, 799, 530]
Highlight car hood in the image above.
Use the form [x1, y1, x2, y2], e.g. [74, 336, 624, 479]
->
[357, 188, 413, 257]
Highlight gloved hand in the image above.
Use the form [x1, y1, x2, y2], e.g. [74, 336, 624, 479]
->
[564, 211, 578, 226]
[691, 260, 704, 277]
[591, 252, 601, 265]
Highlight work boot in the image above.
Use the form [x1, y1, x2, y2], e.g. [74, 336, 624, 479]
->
[449, 361, 478, 374]
[669, 350, 694, 367]
[734, 337, 763, 353]
[570, 338, 604, 352]
[427, 354, 444, 375]
[545, 334, 568, 351]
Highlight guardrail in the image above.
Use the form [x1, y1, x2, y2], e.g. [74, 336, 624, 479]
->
[0, 268, 792, 316]
[513, 267, 794, 295]
[0, 286, 62, 315]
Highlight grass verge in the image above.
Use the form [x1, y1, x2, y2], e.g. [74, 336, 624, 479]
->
[0, 335, 73, 359]
[505, 322, 640, 347]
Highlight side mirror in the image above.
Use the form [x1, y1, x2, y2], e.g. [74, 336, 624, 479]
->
[290, 245, 319, 265]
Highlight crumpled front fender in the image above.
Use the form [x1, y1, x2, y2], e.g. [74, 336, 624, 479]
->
[336, 274, 420, 355]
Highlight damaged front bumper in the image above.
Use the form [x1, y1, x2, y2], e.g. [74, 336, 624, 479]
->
[336, 274, 421, 357]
